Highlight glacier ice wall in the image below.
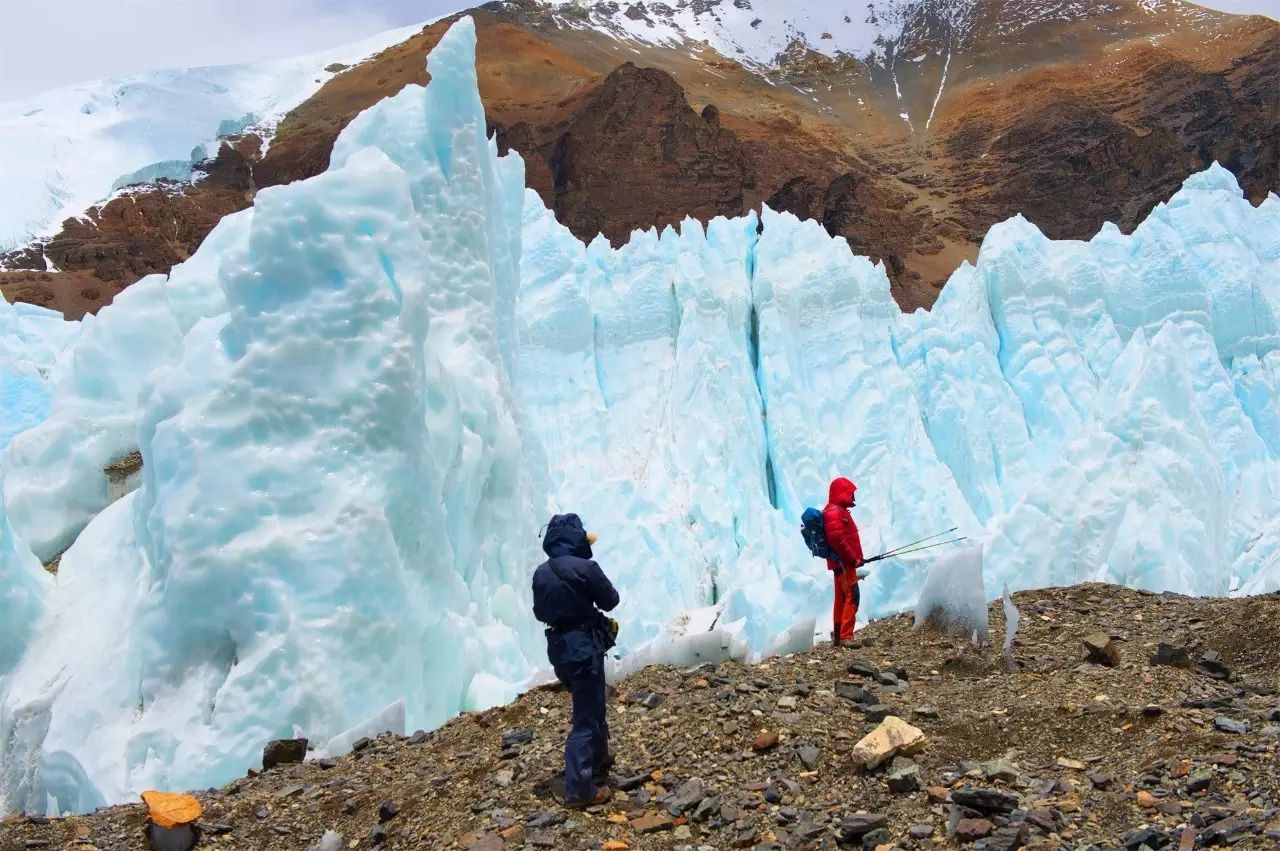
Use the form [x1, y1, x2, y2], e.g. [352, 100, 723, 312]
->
[0, 14, 1278, 814]
[1, 18, 544, 814]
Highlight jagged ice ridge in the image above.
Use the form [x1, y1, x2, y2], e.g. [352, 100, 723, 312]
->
[1, 15, 1278, 815]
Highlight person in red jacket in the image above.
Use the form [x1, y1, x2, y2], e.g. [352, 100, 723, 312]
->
[823, 477, 865, 645]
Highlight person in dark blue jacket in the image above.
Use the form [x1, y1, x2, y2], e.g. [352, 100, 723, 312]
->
[532, 513, 620, 808]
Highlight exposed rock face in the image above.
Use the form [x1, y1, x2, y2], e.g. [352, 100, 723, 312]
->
[2, 142, 256, 297]
[498, 62, 751, 244]
[766, 171, 939, 307]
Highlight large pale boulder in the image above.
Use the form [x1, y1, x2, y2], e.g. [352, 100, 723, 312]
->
[851, 716, 927, 770]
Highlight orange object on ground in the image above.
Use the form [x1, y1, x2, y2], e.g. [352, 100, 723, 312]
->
[141, 790, 202, 828]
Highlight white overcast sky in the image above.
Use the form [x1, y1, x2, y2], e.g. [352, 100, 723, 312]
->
[1, 0, 1275, 102]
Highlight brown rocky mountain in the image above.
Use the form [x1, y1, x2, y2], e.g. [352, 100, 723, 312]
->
[2, 0, 1276, 316]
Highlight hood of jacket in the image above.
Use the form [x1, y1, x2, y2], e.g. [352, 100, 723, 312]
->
[542, 513, 593, 559]
[828, 477, 857, 508]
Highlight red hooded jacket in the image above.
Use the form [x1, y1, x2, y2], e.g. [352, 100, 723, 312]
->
[823, 477, 864, 571]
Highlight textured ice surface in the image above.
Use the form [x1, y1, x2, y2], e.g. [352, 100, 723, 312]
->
[2, 19, 542, 813]
[1001, 584, 1020, 670]
[0, 299, 82, 452]
[0, 14, 1278, 815]
[317, 700, 406, 758]
[914, 546, 989, 639]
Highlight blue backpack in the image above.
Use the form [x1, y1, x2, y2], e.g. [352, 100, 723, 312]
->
[801, 507, 834, 560]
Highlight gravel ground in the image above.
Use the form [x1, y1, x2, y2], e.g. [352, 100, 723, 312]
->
[3, 583, 1278, 851]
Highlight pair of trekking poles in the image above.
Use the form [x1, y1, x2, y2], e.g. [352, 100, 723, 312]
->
[863, 526, 967, 564]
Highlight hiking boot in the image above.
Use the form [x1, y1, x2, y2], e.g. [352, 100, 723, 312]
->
[565, 786, 612, 809]
[594, 752, 615, 778]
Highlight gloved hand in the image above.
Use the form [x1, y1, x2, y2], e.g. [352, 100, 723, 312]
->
[608, 617, 619, 639]
[855, 566, 871, 580]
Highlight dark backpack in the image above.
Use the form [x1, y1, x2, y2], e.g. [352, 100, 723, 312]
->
[801, 507, 834, 560]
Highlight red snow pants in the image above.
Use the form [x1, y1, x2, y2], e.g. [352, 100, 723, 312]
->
[831, 566, 859, 642]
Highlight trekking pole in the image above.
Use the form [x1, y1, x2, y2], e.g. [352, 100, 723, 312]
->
[864, 536, 969, 563]
[865, 527, 959, 563]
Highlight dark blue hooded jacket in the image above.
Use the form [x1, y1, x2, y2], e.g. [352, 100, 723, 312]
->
[532, 514, 620, 665]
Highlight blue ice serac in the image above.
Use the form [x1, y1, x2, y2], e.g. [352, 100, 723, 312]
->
[1, 16, 1278, 815]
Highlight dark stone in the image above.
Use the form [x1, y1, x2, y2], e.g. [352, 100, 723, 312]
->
[1197, 651, 1231, 680]
[351, 736, 372, 753]
[951, 787, 1020, 814]
[525, 810, 565, 829]
[848, 661, 880, 679]
[860, 827, 892, 848]
[1185, 771, 1213, 793]
[1199, 815, 1255, 845]
[378, 800, 400, 822]
[876, 671, 899, 686]
[317, 758, 337, 769]
[1122, 826, 1170, 850]
[1213, 716, 1248, 734]
[764, 785, 782, 804]
[1182, 698, 1233, 710]
[641, 692, 665, 709]
[979, 823, 1028, 851]
[667, 777, 705, 815]
[616, 773, 649, 791]
[501, 729, 534, 748]
[797, 744, 822, 770]
[836, 679, 873, 703]
[1150, 643, 1192, 668]
[862, 704, 892, 722]
[839, 812, 888, 840]
[408, 730, 428, 745]
[262, 737, 308, 771]
[887, 757, 922, 793]
[369, 823, 387, 845]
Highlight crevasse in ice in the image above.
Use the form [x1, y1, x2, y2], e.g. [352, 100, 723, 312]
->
[0, 16, 1277, 814]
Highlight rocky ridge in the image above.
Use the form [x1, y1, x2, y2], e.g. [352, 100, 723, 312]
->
[3, 583, 1278, 850]
[2, 1, 1275, 316]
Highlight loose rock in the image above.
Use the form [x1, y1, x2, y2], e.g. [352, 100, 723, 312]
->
[1082, 632, 1120, 667]
[851, 716, 927, 770]
[262, 738, 307, 771]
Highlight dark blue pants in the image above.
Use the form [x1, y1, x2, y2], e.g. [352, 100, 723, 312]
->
[553, 653, 608, 802]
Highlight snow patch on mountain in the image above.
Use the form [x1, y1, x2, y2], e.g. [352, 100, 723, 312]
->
[540, 0, 982, 68]
[0, 20, 431, 253]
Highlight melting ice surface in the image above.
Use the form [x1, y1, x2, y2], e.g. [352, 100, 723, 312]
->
[1, 16, 1279, 813]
